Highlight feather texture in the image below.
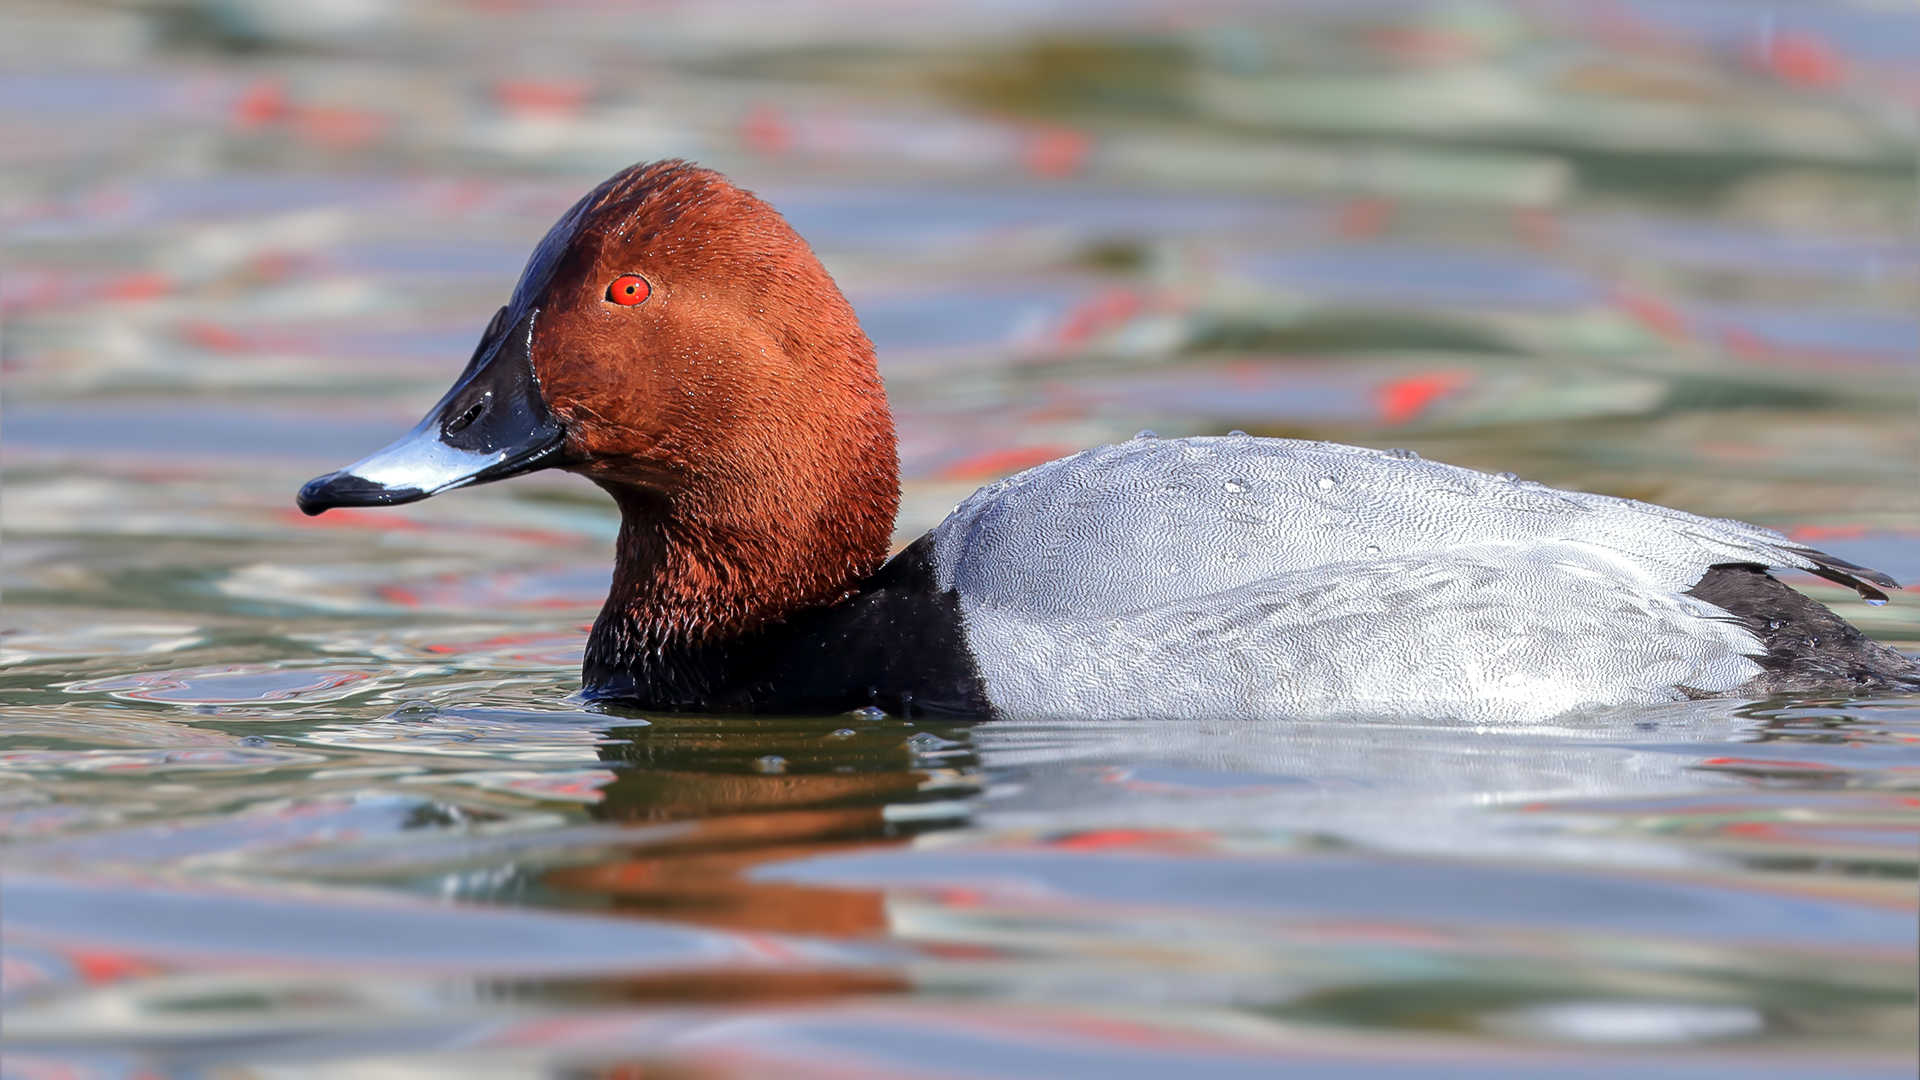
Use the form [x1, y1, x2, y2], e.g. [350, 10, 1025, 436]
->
[929, 436, 1880, 721]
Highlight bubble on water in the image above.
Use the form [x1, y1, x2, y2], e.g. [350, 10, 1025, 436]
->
[1318, 476, 1337, 489]
[755, 755, 787, 774]
[238, 735, 272, 748]
[831, 728, 856, 738]
[849, 706, 888, 721]
[905, 732, 966, 758]
[1223, 478, 1249, 493]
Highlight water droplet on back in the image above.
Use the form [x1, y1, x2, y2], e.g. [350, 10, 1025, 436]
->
[1223, 478, 1249, 493]
[1134, 429, 1158, 440]
[1317, 476, 1336, 490]
[1387, 447, 1420, 461]
[1365, 544, 1381, 554]
[1228, 430, 1248, 437]
[1496, 471, 1518, 482]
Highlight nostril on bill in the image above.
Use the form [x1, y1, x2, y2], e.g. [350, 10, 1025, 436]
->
[445, 399, 486, 435]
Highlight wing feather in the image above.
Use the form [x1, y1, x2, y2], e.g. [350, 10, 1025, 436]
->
[931, 437, 1897, 616]
[962, 542, 1766, 723]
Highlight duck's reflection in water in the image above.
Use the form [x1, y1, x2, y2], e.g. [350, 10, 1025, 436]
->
[518, 700, 1912, 1031]
[545, 712, 977, 945]
[546, 698, 1798, 949]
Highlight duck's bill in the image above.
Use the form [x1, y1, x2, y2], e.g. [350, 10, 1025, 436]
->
[297, 308, 569, 516]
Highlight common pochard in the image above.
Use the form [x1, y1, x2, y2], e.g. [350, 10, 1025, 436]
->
[298, 161, 1918, 722]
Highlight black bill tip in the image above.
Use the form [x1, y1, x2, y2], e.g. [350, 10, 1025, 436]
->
[297, 472, 428, 516]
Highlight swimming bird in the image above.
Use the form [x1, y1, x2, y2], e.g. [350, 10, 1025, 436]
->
[297, 161, 1918, 722]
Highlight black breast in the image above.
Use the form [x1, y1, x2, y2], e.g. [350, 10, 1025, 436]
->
[728, 534, 993, 717]
[584, 534, 992, 718]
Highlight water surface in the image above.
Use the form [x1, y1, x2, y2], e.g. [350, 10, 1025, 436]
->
[3, 2, 1916, 1077]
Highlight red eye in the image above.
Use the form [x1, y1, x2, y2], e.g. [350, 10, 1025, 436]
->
[606, 274, 650, 306]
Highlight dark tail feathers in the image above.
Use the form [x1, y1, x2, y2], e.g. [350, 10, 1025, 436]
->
[1689, 565, 1919, 693]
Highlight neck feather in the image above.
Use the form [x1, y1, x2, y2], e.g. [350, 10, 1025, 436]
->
[583, 437, 897, 707]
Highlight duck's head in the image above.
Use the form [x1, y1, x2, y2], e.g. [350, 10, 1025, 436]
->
[298, 161, 898, 636]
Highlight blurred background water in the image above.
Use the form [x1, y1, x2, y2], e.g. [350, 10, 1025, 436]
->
[2, 1, 1917, 1077]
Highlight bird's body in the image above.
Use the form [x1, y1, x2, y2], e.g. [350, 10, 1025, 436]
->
[298, 160, 1917, 722]
[914, 435, 1903, 721]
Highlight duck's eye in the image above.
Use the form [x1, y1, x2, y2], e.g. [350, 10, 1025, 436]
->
[606, 274, 650, 306]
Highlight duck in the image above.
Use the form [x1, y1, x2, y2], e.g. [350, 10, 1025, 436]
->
[297, 160, 1918, 723]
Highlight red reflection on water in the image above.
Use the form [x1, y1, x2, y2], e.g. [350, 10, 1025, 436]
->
[494, 78, 591, 117]
[1615, 289, 1688, 339]
[936, 445, 1074, 482]
[1335, 197, 1393, 238]
[282, 508, 594, 549]
[1758, 31, 1846, 87]
[1022, 125, 1092, 178]
[1054, 288, 1144, 346]
[422, 629, 588, 666]
[1043, 828, 1214, 853]
[1, 270, 172, 315]
[229, 78, 288, 129]
[1376, 370, 1470, 425]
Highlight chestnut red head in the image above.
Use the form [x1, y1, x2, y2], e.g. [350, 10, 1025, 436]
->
[514, 162, 895, 515]
[297, 160, 899, 641]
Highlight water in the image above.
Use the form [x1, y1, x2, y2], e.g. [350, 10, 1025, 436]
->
[3, 2, 1917, 1077]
